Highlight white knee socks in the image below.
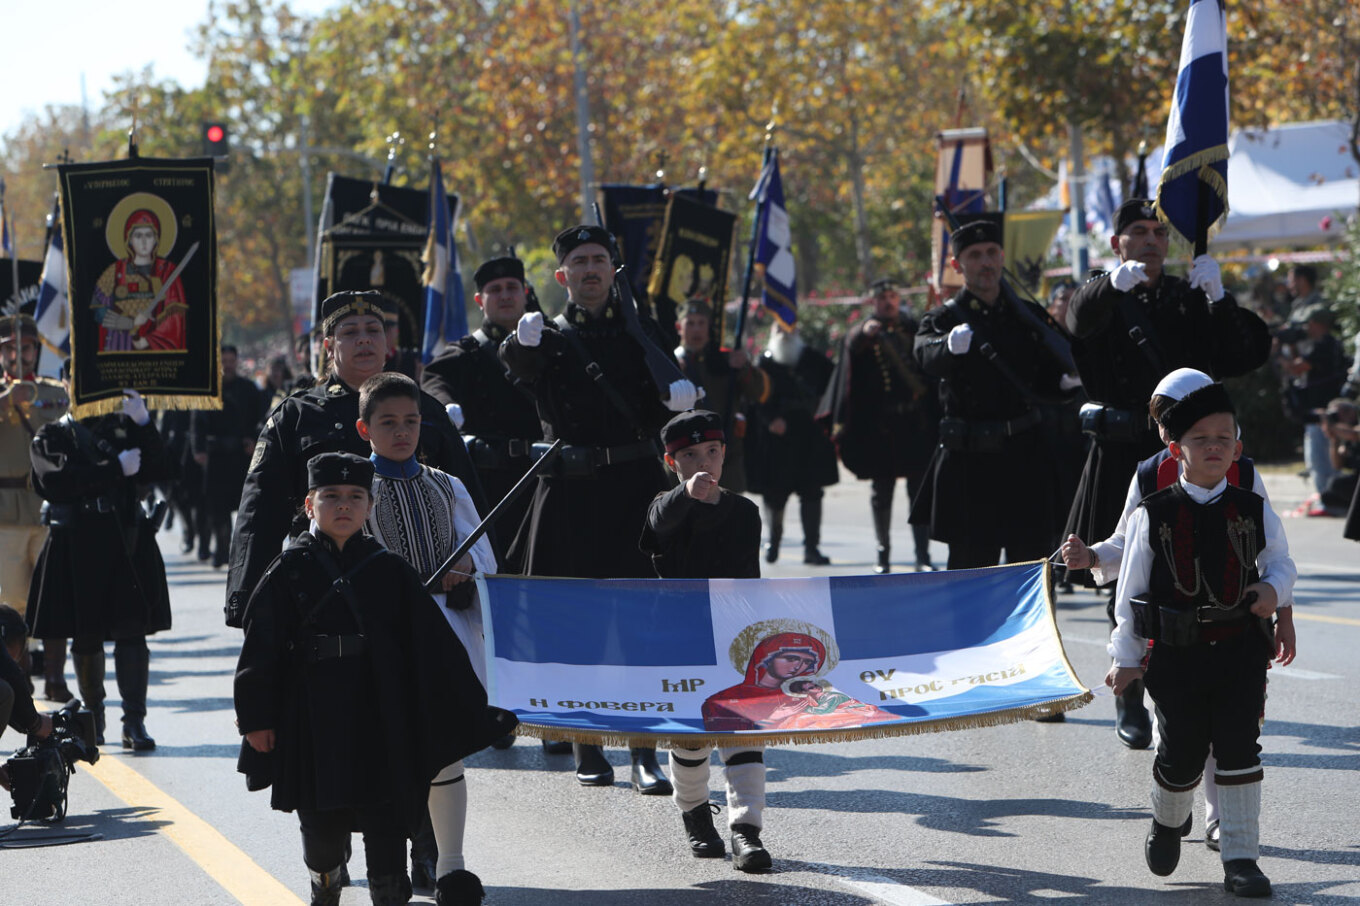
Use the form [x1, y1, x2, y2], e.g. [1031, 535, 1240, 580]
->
[428, 760, 467, 877]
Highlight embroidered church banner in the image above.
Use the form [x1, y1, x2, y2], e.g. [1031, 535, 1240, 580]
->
[477, 562, 1091, 747]
[59, 157, 219, 416]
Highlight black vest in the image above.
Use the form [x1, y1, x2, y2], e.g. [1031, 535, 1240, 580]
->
[1142, 483, 1264, 612]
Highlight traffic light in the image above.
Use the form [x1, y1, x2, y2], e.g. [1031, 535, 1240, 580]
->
[203, 122, 230, 173]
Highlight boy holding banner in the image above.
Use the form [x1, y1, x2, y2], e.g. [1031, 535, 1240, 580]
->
[639, 409, 771, 872]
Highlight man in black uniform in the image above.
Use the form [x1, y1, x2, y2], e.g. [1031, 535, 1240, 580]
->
[500, 224, 698, 794]
[191, 345, 262, 568]
[1063, 198, 1269, 748]
[911, 220, 1074, 570]
[224, 291, 485, 629]
[821, 279, 939, 573]
[423, 255, 543, 571]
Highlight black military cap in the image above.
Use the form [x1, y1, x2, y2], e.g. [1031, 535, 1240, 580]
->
[1160, 383, 1236, 441]
[950, 217, 1003, 254]
[869, 278, 903, 295]
[1114, 198, 1159, 235]
[0, 313, 38, 346]
[678, 298, 714, 321]
[473, 256, 526, 291]
[662, 409, 725, 455]
[306, 451, 374, 490]
[552, 225, 618, 264]
[319, 291, 386, 335]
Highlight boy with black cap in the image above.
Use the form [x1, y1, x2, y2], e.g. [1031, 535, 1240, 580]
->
[1107, 383, 1294, 898]
[639, 409, 770, 872]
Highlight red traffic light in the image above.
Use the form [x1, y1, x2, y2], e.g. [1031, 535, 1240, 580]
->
[206, 125, 225, 144]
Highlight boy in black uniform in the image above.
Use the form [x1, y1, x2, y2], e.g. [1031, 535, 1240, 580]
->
[1107, 384, 1294, 898]
[639, 410, 770, 872]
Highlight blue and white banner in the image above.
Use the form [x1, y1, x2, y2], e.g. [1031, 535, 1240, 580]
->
[750, 149, 796, 330]
[478, 562, 1091, 746]
[34, 198, 70, 376]
[421, 158, 466, 363]
[1155, 0, 1229, 247]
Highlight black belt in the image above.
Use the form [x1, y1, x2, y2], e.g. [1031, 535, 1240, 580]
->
[466, 435, 538, 470]
[938, 409, 1042, 452]
[306, 633, 367, 663]
[1131, 597, 1256, 647]
[533, 439, 659, 478]
[41, 496, 116, 526]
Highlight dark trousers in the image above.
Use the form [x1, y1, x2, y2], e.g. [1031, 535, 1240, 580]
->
[298, 806, 406, 876]
[945, 534, 1051, 571]
[870, 474, 932, 561]
[1144, 629, 1270, 787]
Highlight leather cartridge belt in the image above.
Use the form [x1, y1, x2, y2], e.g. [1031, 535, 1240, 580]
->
[305, 633, 367, 663]
[938, 408, 1042, 453]
[0, 476, 29, 489]
[1079, 404, 1152, 442]
[533, 439, 658, 479]
[465, 435, 537, 470]
[41, 496, 116, 525]
[1130, 597, 1254, 647]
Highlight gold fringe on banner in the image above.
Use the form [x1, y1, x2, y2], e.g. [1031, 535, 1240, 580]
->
[69, 392, 221, 420]
[1153, 144, 1231, 248]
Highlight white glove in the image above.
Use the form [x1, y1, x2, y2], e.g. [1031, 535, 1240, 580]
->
[946, 324, 973, 355]
[121, 389, 150, 426]
[1188, 254, 1225, 302]
[515, 311, 543, 347]
[445, 402, 465, 430]
[1110, 260, 1150, 292]
[664, 379, 699, 413]
[117, 448, 142, 477]
[1059, 373, 1084, 391]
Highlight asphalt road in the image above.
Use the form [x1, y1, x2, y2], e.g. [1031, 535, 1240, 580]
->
[4, 466, 1357, 906]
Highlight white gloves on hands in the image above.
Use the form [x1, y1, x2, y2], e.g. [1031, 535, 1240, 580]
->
[515, 311, 544, 347]
[1110, 260, 1150, 292]
[1059, 373, 1084, 391]
[946, 324, 973, 355]
[1188, 254, 1225, 302]
[445, 402, 465, 430]
[117, 448, 142, 477]
[664, 379, 699, 413]
[122, 389, 150, 426]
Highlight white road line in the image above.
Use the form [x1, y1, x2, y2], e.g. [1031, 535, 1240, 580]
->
[1270, 665, 1342, 680]
[807, 863, 954, 906]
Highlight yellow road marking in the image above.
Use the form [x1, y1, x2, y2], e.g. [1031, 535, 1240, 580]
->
[86, 755, 304, 906]
[1293, 612, 1360, 628]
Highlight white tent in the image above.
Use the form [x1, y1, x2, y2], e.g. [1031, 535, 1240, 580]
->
[1212, 120, 1359, 248]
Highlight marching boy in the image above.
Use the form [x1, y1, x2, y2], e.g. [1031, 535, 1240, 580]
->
[1106, 382, 1295, 898]
[355, 372, 500, 906]
[639, 410, 770, 871]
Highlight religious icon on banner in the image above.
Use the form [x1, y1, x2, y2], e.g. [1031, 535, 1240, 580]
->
[58, 157, 218, 416]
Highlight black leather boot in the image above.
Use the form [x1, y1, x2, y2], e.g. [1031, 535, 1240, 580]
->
[800, 496, 830, 565]
[72, 652, 106, 745]
[630, 746, 672, 795]
[367, 873, 412, 905]
[541, 739, 572, 755]
[1223, 859, 1271, 897]
[871, 505, 892, 574]
[1144, 818, 1182, 877]
[435, 869, 485, 905]
[912, 523, 935, 571]
[681, 802, 725, 858]
[573, 744, 614, 786]
[1115, 679, 1153, 749]
[763, 505, 784, 563]
[410, 812, 438, 890]
[730, 823, 772, 872]
[43, 639, 73, 703]
[115, 639, 155, 751]
[308, 865, 345, 906]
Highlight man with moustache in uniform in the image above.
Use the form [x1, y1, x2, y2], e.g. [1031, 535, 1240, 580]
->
[500, 225, 698, 795]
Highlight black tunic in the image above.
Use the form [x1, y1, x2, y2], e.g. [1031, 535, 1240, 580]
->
[673, 342, 767, 494]
[909, 288, 1070, 546]
[224, 375, 486, 626]
[499, 301, 675, 579]
[746, 348, 840, 496]
[234, 532, 515, 823]
[191, 374, 262, 514]
[1063, 273, 1269, 550]
[422, 320, 543, 569]
[819, 314, 938, 480]
[639, 485, 762, 579]
[26, 413, 175, 640]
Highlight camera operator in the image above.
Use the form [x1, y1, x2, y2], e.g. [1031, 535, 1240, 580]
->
[1279, 305, 1348, 498]
[0, 606, 53, 789]
[1319, 399, 1359, 515]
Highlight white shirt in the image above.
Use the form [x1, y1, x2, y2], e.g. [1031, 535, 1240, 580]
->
[1107, 474, 1296, 667]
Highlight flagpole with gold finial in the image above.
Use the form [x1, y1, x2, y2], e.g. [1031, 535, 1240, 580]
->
[732, 102, 778, 351]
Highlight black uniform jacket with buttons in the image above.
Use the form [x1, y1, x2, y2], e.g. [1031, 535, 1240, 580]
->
[224, 375, 486, 626]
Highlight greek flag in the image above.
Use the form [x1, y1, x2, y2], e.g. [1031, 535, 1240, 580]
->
[0, 180, 11, 260]
[477, 563, 1091, 746]
[33, 198, 69, 375]
[1155, 0, 1229, 248]
[421, 159, 466, 363]
[750, 150, 796, 329]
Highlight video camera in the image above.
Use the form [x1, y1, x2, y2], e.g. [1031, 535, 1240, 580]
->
[6, 699, 99, 823]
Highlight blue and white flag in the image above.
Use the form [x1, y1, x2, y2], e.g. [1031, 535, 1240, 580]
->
[33, 198, 69, 376]
[421, 159, 466, 363]
[1155, 0, 1229, 248]
[477, 563, 1091, 746]
[750, 150, 797, 330]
